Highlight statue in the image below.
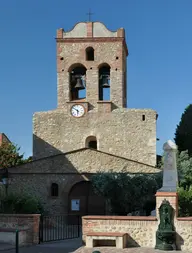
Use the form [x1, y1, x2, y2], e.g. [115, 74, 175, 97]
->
[155, 199, 176, 251]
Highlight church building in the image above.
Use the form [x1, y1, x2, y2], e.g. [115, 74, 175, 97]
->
[5, 21, 160, 216]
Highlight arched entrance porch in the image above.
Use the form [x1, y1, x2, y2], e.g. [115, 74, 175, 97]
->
[68, 180, 105, 223]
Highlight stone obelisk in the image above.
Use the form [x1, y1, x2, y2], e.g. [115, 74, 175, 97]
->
[156, 140, 179, 218]
[159, 140, 178, 192]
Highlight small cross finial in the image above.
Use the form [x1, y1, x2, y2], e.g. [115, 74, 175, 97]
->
[86, 9, 94, 22]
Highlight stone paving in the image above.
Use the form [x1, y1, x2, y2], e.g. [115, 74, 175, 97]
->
[75, 247, 190, 253]
[0, 239, 191, 253]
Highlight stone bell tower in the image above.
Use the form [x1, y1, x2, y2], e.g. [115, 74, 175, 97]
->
[33, 21, 157, 167]
[56, 22, 128, 112]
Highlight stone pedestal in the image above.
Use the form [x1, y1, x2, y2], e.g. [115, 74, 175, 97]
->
[156, 191, 178, 220]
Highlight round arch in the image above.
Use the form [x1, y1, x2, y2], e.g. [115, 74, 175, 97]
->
[97, 62, 111, 70]
[68, 180, 105, 221]
[85, 136, 98, 149]
[68, 63, 87, 73]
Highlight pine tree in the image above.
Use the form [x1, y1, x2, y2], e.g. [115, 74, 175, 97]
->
[0, 143, 31, 169]
[174, 104, 192, 156]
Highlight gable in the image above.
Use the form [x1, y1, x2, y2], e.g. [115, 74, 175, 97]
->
[7, 148, 160, 174]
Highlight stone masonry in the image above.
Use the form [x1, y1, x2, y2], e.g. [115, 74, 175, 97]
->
[33, 21, 157, 166]
[5, 148, 161, 215]
[1, 21, 160, 216]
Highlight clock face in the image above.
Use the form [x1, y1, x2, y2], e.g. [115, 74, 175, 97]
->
[71, 104, 85, 118]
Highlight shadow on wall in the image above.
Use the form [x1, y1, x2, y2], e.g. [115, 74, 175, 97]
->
[33, 134, 64, 160]
[176, 233, 184, 250]
[3, 136, 105, 216]
[126, 234, 140, 248]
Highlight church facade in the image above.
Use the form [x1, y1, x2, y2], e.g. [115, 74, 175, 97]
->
[6, 22, 160, 216]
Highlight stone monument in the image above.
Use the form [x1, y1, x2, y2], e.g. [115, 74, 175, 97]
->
[159, 140, 178, 192]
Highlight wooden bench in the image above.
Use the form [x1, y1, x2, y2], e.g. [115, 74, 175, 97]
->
[86, 232, 128, 248]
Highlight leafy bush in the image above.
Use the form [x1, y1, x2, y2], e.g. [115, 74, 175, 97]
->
[92, 170, 163, 215]
[0, 143, 31, 169]
[178, 186, 192, 217]
[0, 193, 44, 214]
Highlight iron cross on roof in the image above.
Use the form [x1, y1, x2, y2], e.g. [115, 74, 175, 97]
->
[86, 9, 94, 22]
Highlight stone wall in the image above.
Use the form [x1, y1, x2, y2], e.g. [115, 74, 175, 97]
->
[33, 21, 157, 167]
[33, 109, 157, 166]
[82, 216, 158, 248]
[56, 22, 127, 109]
[5, 149, 160, 215]
[82, 192, 192, 251]
[82, 213, 192, 251]
[0, 214, 40, 245]
[176, 218, 192, 251]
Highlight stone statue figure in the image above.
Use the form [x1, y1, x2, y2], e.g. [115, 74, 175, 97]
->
[155, 199, 176, 251]
[158, 199, 173, 231]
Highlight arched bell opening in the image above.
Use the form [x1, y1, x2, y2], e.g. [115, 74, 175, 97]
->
[98, 63, 111, 101]
[69, 64, 87, 100]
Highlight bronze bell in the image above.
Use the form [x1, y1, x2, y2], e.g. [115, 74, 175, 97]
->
[102, 75, 110, 88]
[74, 78, 85, 90]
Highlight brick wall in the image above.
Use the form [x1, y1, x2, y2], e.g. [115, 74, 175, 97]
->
[0, 214, 40, 245]
[82, 216, 158, 248]
[82, 193, 192, 252]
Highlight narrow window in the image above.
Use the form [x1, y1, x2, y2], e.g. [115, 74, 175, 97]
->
[99, 64, 111, 101]
[142, 115, 145, 121]
[51, 183, 58, 197]
[88, 140, 97, 149]
[86, 136, 97, 150]
[86, 47, 94, 61]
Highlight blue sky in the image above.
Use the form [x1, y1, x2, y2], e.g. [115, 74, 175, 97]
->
[0, 0, 192, 158]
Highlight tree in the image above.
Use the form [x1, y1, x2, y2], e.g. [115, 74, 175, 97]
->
[91, 170, 162, 215]
[0, 142, 31, 169]
[159, 150, 192, 216]
[174, 104, 192, 156]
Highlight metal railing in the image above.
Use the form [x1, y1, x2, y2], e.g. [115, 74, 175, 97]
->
[39, 214, 81, 243]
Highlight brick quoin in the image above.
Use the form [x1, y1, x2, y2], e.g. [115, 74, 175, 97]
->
[87, 22, 93, 37]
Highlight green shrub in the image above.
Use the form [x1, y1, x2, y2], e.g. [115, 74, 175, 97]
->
[0, 193, 44, 214]
[92, 170, 163, 215]
[178, 186, 192, 217]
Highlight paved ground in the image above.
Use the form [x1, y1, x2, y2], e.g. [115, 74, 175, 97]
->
[75, 247, 190, 253]
[0, 238, 82, 253]
[0, 239, 191, 253]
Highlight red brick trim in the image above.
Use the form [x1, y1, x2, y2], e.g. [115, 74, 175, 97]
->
[57, 28, 63, 38]
[56, 37, 124, 43]
[155, 192, 178, 197]
[0, 214, 40, 217]
[177, 217, 192, 221]
[82, 215, 157, 221]
[86, 232, 127, 237]
[87, 22, 93, 37]
[97, 101, 112, 104]
[0, 228, 28, 232]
